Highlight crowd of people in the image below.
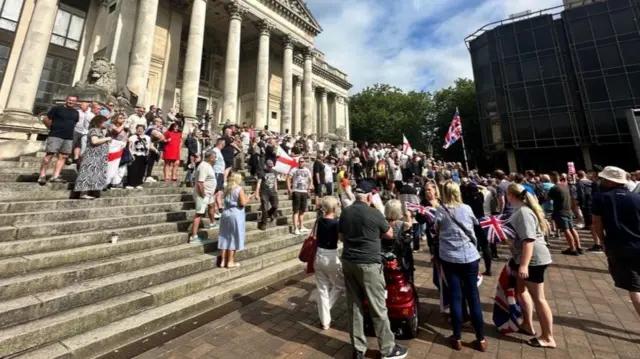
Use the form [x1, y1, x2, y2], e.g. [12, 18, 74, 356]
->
[35, 95, 640, 359]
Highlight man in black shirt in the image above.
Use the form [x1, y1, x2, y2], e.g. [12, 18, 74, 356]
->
[548, 171, 582, 255]
[220, 128, 241, 182]
[313, 152, 326, 211]
[254, 160, 279, 231]
[38, 95, 79, 185]
[339, 180, 408, 359]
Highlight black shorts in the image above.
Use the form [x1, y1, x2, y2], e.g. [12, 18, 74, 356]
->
[510, 261, 548, 284]
[581, 208, 593, 227]
[215, 173, 224, 192]
[292, 192, 309, 212]
[314, 183, 323, 196]
[223, 155, 233, 169]
[607, 254, 640, 292]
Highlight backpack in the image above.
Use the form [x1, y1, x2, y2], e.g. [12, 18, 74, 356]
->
[533, 182, 548, 204]
[376, 160, 387, 179]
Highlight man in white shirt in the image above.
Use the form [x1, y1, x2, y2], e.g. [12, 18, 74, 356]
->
[190, 150, 218, 244]
[72, 102, 99, 163]
[212, 138, 227, 220]
[287, 158, 313, 235]
[127, 106, 147, 131]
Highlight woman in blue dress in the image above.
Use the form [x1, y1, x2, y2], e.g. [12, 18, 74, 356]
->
[218, 172, 248, 268]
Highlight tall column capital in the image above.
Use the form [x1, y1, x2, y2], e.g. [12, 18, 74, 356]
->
[335, 95, 344, 104]
[303, 46, 314, 60]
[293, 75, 302, 84]
[311, 83, 318, 92]
[320, 88, 328, 97]
[283, 34, 295, 50]
[226, 0, 248, 20]
[256, 19, 274, 36]
[100, 0, 111, 6]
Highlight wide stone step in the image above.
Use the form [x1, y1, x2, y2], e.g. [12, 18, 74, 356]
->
[0, 227, 308, 329]
[0, 180, 181, 194]
[0, 186, 187, 202]
[0, 243, 304, 357]
[0, 219, 312, 301]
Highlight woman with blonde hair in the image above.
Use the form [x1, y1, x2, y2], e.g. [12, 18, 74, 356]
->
[314, 196, 344, 330]
[506, 183, 555, 348]
[217, 173, 248, 268]
[435, 180, 486, 352]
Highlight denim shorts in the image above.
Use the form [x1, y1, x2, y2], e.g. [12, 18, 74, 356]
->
[553, 214, 574, 230]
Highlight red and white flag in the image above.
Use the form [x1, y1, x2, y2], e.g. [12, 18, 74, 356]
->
[402, 134, 413, 157]
[274, 147, 299, 175]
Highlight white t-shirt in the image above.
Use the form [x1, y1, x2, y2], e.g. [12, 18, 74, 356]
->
[128, 134, 151, 157]
[323, 163, 333, 183]
[212, 147, 225, 174]
[316, 141, 325, 152]
[127, 114, 146, 131]
[241, 131, 251, 147]
[290, 167, 311, 193]
[194, 161, 217, 198]
[394, 166, 403, 181]
[306, 139, 314, 152]
[75, 109, 93, 134]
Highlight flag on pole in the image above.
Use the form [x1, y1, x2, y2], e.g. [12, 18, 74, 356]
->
[274, 148, 298, 174]
[443, 109, 463, 149]
[479, 214, 516, 243]
[402, 134, 413, 157]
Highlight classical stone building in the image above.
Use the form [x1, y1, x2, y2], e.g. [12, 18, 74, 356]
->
[0, 0, 352, 138]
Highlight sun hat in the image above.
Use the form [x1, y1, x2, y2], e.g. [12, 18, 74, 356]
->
[598, 166, 628, 184]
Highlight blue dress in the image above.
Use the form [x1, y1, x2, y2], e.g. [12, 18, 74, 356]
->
[218, 186, 246, 251]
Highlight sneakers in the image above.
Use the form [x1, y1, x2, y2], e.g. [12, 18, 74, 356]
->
[125, 186, 134, 190]
[587, 244, 603, 253]
[294, 228, 301, 235]
[80, 194, 95, 200]
[258, 222, 267, 231]
[189, 235, 205, 244]
[37, 176, 47, 185]
[300, 227, 311, 234]
[145, 177, 157, 183]
[214, 213, 221, 219]
[561, 248, 579, 256]
[576, 248, 584, 255]
[135, 186, 144, 190]
[48, 177, 67, 184]
[209, 223, 219, 230]
[382, 344, 408, 359]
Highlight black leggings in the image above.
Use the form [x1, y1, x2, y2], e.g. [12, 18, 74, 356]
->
[128, 155, 147, 187]
[475, 224, 492, 273]
[145, 152, 158, 178]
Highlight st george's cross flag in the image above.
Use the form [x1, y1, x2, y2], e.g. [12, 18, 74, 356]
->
[402, 134, 414, 157]
[274, 147, 299, 175]
[443, 109, 463, 150]
[479, 214, 516, 244]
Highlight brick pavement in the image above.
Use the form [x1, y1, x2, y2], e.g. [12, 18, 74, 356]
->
[135, 233, 640, 359]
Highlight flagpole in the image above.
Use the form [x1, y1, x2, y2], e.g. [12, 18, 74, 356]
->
[457, 107, 470, 174]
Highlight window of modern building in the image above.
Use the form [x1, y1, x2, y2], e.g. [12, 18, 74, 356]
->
[34, 55, 75, 113]
[505, 61, 523, 83]
[527, 86, 547, 109]
[568, 19, 593, 44]
[517, 31, 536, 54]
[576, 47, 600, 72]
[545, 83, 567, 107]
[591, 13, 615, 39]
[610, 9, 637, 35]
[628, 71, 640, 98]
[614, 109, 630, 135]
[590, 109, 617, 135]
[533, 116, 553, 139]
[0, 0, 23, 32]
[533, 27, 554, 50]
[521, 57, 540, 81]
[51, 7, 85, 50]
[539, 55, 560, 78]
[509, 88, 528, 112]
[499, 34, 518, 58]
[0, 43, 8, 84]
[514, 117, 534, 141]
[598, 43, 623, 69]
[584, 77, 608, 103]
[620, 39, 640, 66]
[605, 75, 632, 101]
[550, 114, 574, 138]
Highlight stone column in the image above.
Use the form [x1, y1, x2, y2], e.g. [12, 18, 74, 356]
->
[160, 0, 187, 113]
[125, 0, 160, 105]
[222, 1, 246, 124]
[181, 0, 207, 134]
[253, 20, 273, 131]
[293, 76, 302, 136]
[320, 88, 328, 135]
[332, 95, 342, 133]
[280, 35, 294, 134]
[302, 47, 314, 135]
[345, 99, 350, 140]
[2, 0, 58, 125]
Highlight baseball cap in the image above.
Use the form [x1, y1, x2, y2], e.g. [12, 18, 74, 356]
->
[355, 180, 375, 194]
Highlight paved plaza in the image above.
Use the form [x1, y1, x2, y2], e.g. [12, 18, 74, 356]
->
[135, 233, 640, 359]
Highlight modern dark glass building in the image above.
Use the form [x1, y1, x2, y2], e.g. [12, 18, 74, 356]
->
[466, 0, 640, 172]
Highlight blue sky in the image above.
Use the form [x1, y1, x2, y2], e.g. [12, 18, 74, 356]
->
[306, 0, 563, 93]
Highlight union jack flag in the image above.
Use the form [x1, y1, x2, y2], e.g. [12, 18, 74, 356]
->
[479, 214, 516, 243]
[492, 264, 523, 334]
[405, 202, 436, 223]
[443, 109, 463, 150]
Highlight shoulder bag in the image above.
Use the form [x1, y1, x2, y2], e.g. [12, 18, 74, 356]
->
[298, 218, 319, 263]
[439, 202, 478, 247]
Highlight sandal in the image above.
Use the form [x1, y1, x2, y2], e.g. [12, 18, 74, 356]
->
[527, 338, 556, 349]
[518, 328, 537, 336]
[226, 263, 241, 268]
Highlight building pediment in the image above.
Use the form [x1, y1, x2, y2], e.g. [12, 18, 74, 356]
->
[258, 0, 323, 36]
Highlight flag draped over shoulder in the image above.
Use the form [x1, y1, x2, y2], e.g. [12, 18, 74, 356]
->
[493, 264, 523, 334]
[443, 109, 463, 150]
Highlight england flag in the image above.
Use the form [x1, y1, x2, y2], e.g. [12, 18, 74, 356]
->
[274, 147, 299, 175]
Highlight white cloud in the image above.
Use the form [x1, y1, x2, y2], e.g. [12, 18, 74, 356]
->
[306, 0, 562, 93]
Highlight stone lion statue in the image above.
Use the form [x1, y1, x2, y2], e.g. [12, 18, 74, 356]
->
[74, 57, 137, 109]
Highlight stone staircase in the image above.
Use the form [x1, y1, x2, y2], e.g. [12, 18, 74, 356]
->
[0, 152, 316, 358]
